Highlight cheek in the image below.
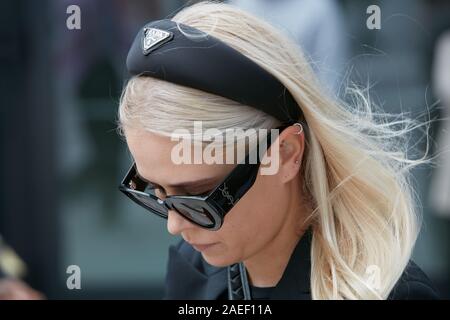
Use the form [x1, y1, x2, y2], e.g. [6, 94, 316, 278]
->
[202, 177, 288, 266]
[239, 181, 288, 243]
[246, 178, 291, 242]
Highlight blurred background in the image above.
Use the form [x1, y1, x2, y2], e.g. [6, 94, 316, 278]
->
[0, 0, 449, 299]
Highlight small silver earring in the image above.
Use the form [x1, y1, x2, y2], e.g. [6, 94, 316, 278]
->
[295, 159, 300, 164]
[293, 123, 303, 135]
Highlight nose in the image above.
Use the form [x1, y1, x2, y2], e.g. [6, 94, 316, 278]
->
[167, 209, 195, 235]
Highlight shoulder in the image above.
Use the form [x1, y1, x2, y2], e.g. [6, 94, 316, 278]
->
[166, 238, 208, 276]
[163, 239, 227, 299]
[388, 260, 440, 300]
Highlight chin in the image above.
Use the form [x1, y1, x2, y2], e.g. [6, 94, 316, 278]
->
[201, 253, 237, 268]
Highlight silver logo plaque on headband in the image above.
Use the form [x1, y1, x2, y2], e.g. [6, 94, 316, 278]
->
[142, 27, 174, 55]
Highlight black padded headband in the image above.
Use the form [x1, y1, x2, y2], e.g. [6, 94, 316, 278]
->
[126, 19, 303, 124]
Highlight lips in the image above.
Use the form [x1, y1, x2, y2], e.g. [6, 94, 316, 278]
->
[190, 242, 218, 252]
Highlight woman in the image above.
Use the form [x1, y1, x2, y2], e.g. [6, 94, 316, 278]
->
[117, 2, 438, 299]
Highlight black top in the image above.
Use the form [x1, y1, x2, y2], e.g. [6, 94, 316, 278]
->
[163, 229, 440, 300]
[250, 285, 276, 300]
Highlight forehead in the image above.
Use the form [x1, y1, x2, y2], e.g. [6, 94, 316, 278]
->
[125, 128, 233, 185]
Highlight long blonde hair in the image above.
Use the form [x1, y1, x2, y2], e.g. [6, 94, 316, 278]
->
[118, 1, 430, 299]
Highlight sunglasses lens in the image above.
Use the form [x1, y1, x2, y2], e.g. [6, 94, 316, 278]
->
[127, 191, 168, 218]
[172, 201, 215, 228]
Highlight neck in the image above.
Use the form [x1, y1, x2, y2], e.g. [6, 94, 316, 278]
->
[243, 187, 310, 288]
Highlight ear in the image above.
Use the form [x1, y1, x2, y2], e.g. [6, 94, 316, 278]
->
[274, 124, 305, 184]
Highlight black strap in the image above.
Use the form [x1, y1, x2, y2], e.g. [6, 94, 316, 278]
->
[227, 262, 252, 300]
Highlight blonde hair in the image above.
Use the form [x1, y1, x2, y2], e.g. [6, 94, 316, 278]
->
[118, 1, 430, 299]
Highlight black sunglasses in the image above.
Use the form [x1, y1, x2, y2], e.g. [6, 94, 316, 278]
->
[118, 125, 291, 230]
